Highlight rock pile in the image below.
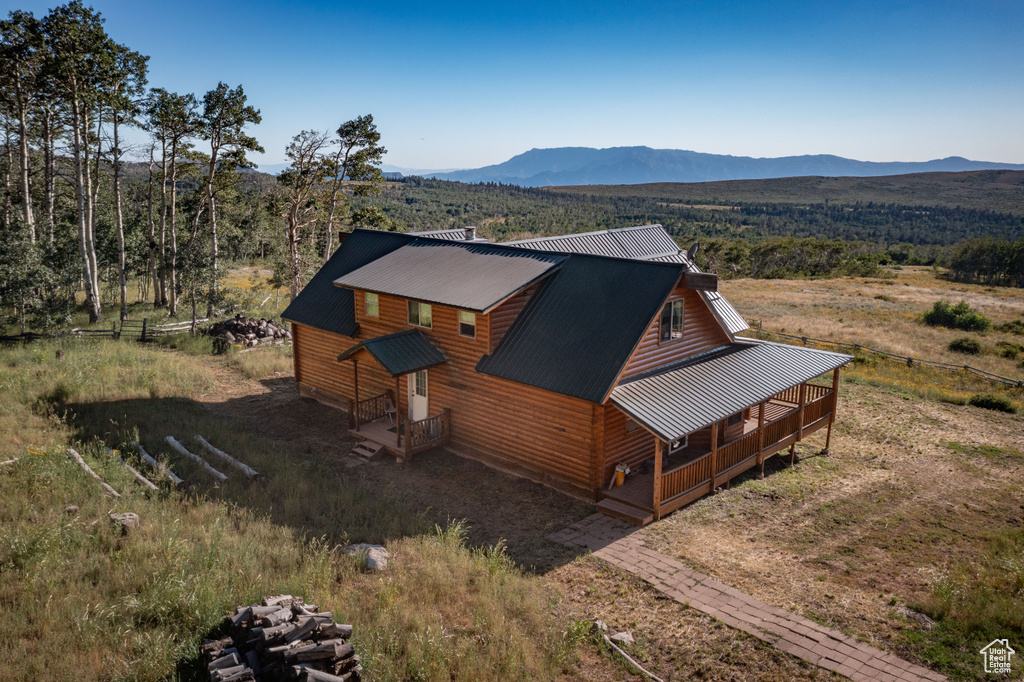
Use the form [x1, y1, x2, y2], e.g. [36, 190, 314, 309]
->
[202, 595, 360, 682]
[208, 315, 291, 350]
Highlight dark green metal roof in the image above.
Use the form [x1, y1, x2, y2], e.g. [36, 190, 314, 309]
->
[281, 229, 415, 336]
[336, 329, 447, 376]
[476, 255, 686, 403]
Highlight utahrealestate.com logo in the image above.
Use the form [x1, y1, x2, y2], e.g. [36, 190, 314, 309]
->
[980, 639, 1015, 674]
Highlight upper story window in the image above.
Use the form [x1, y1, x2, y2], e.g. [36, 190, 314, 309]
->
[659, 299, 684, 342]
[408, 300, 432, 328]
[365, 292, 379, 317]
[458, 311, 476, 338]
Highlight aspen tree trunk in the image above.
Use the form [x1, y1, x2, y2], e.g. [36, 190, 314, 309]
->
[82, 106, 100, 315]
[168, 138, 179, 315]
[157, 138, 168, 307]
[15, 96, 36, 242]
[323, 179, 343, 263]
[147, 145, 159, 305]
[206, 153, 218, 318]
[71, 95, 101, 322]
[42, 106, 55, 242]
[112, 115, 128, 321]
[2, 123, 12, 230]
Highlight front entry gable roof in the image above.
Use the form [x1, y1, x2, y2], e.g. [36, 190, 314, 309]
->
[336, 329, 447, 376]
[333, 240, 565, 313]
[609, 340, 852, 442]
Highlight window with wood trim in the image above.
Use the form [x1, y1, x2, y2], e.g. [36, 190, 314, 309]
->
[458, 310, 476, 338]
[365, 292, 379, 317]
[408, 301, 432, 328]
[659, 299, 684, 342]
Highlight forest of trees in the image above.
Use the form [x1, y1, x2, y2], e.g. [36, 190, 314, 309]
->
[0, 2, 390, 332]
[2, 3, 1022, 335]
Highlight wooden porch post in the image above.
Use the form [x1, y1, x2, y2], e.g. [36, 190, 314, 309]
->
[797, 381, 806, 440]
[653, 439, 663, 520]
[757, 400, 766, 478]
[395, 375, 402, 447]
[352, 359, 360, 431]
[825, 367, 840, 453]
[710, 422, 719, 492]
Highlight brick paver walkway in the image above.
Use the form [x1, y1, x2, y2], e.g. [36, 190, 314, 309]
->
[548, 514, 946, 682]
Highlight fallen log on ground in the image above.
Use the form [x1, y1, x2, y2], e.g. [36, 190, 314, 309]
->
[105, 447, 159, 492]
[133, 441, 185, 488]
[66, 448, 120, 498]
[166, 436, 228, 482]
[202, 595, 360, 682]
[196, 435, 261, 479]
[0, 457, 19, 467]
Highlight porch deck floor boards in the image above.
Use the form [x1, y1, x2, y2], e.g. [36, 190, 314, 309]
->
[352, 417, 399, 451]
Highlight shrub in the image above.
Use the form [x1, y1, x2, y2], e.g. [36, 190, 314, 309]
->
[966, 394, 1017, 414]
[996, 318, 1024, 336]
[996, 341, 1024, 360]
[922, 300, 991, 331]
[948, 337, 981, 355]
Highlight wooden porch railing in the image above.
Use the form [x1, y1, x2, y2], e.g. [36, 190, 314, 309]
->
[656, 385, 838, 512]
[400, 408, 452, 458]
[661, 451, 712, 500]
[349, 390, 393, 430]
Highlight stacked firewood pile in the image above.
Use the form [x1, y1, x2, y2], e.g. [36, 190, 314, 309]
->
[208, 316, 291, 350]
[202, 595, 361, 682]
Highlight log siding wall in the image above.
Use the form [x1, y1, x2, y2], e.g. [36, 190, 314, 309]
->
[619, 286, 731, 379]
[293, 288, 597, 498]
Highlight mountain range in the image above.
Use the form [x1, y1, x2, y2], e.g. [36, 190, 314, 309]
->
[426, 146, 1024, 187]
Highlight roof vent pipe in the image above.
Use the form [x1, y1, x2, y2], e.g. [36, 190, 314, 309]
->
[465, 226, 477, 241]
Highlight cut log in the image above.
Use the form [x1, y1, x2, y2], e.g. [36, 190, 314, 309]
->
[284, 616, 318, 643]
[295, 641, 354, 663]
[228, 606, 252, 628]
[0, 457, 19, 466]
[105, 447, 159, 492]
[165, 436, 228, 482]
[319, 623, 353, 640]
[295, 664, 362, 681]
[262, 594, 294, 607]
[208, 651, 240, 671]
[258, 607, 293, 627]
[133, 441, 185, 488]
[66, 448, 120, 498]
[211, 663, 247, 680]
[196, 435, 261, 479]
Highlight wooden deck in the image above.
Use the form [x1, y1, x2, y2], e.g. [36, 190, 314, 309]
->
[350, 405, 452, 460]
[599, 387, 838, 525]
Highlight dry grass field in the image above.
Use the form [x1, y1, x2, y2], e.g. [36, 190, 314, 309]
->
[2, 266, 1022, 680]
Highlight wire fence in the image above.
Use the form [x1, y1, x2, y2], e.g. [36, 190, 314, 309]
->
[742, 319, 1024, 389]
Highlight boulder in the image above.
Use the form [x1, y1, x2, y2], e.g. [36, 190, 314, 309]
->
[109, 512, 140, 533]
[342, 543, 389, 571]
[610, 631, 635, 646]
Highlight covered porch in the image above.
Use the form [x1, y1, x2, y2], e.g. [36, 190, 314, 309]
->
[600, 341, 850, 525]
[337, 329, 453, 460]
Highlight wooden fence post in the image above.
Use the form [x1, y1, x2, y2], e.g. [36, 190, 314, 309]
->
[797, 382, 806, 440]
[141, 318, 148, 342]
[757, 400, 766, 478]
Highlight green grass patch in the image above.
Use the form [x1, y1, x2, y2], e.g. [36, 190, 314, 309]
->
[940, 440, 1021, 462]
[966, 393, 1017, 413]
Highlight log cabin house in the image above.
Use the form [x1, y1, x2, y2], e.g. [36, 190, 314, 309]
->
[282, 225, 851, 525]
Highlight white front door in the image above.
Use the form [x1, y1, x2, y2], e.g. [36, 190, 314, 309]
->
[408, 369, 428, 421]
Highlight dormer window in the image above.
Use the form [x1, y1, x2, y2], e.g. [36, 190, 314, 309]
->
[459, 311, 476, 338]
[365, 292, 379, 317]
[659, 299, 684, 342]
[408, 301, 432, 328]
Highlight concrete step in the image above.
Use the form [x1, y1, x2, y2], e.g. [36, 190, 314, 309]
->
[596, 498, 654, 526]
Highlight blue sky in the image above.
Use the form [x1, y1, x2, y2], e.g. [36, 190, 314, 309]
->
[12, 0, 1024, 169]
